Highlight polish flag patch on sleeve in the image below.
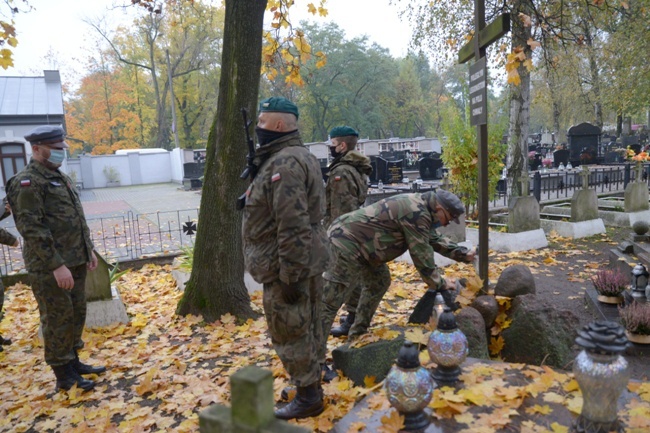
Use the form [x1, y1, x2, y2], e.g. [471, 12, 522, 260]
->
[271, 173, 281, 183]
[20, 179, 31, 187]
[334, 176, 342, 181]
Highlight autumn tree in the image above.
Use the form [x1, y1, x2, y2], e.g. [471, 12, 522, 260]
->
[90, 1, 223, 149]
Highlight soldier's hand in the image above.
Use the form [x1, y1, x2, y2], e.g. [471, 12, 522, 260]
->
[88, 251, 98, 271]
[464, 247, 477, 262]
[280, 281, 301, 305]
[53, 265, 74, 291]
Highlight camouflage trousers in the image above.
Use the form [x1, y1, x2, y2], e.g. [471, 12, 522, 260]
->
[263, 276, 323, 387]
[319, 249, 391, 363]
[30, 264, 87, 366]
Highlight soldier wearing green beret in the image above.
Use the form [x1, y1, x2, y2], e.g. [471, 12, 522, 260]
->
[5, 125, 105, 392]
[241, 97, 329, 420]
[0, 199, 19, 352]
[322, 126, 372, 346]
[320, 190, 476, 347]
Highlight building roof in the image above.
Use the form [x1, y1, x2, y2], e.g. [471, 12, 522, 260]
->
[0, 70, 63, 116]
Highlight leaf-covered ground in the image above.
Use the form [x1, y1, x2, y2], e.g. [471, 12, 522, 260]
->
[0, 228, 649, 432]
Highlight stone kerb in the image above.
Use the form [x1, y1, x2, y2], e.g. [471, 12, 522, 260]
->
[465, 228, 548, 253]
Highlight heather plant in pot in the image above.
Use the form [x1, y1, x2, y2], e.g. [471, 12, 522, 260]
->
[591, 268, 627, 304]
[618, 302, 650, 344]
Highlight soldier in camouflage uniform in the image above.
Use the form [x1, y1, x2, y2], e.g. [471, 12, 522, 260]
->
[323, 126, 372, 340]
[241, 97, 329, 420]
[5, 125, 105, 392]
[320, 190, 475, 347]
[0, 199, 19, 352]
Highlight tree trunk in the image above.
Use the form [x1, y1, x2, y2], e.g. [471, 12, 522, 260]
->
[506, 1, 532, 197]
[176, 0, 266, 321]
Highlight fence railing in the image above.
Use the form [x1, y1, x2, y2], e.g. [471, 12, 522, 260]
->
[0, 209, 199, 275]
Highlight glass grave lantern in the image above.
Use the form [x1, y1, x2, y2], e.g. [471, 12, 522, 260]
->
[630, 263, 649, 303]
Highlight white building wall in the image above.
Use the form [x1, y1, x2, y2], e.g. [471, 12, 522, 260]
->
[140, 153, 172, 184]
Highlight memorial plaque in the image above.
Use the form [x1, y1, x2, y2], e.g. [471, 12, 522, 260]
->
[469, 56, 487, 126]
[386, 160, 403, 184]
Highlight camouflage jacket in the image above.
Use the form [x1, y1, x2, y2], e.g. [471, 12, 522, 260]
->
[242, 132, 329, 284]
[328, 191, 461, 289]
[5, 159, 94, 273]
[324, 150, 372, 227]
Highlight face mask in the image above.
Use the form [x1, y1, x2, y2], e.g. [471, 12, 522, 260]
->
[330, 147, 340, 158]
[47, 149, 66, 165]
[255, 127, 285, 146]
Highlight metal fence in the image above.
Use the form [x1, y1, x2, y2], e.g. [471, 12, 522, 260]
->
[0, 209, 199, 275]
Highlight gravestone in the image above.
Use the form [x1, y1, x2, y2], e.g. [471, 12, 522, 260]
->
[84, 253, 129, 328]
[418, 156, 443, 181]
[570, 166, 599, 222]
[199, 366, 308, 433]
[183, 162, 204, 190]
[553, 149, 569, 167]
[331, 336, 405, 386]
[376, 158, 403, 184]
[508, 175, 541, 233]
[567, 122, 601, 166]
[624, 164, 650, 213]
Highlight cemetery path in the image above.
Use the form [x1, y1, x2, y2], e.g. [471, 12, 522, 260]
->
[498, 226, 649, 381]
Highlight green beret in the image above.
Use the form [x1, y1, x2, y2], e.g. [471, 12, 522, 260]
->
[259, 97, 299, 120]
[329, 125, 359, 138]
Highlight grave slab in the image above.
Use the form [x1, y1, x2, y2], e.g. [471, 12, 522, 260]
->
[331, 358, 647, 432]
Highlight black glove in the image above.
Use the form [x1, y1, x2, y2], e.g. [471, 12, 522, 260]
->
[280, 281, 301, 305]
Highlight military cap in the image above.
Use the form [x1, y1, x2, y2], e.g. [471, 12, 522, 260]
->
[259, 97, 299, 119]
[329, 126, 359, 139]
[435, 189, 464, 224]
[24, 125, 68, 149]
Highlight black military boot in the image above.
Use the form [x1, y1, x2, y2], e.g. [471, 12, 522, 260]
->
[52, 362, 95, 392]
[275, 382, 324, 420]
[72, 350, 106, 375]
[0, 335, 11, 345]
[330, 313, 355, 337]
[321, 364, 338, 383]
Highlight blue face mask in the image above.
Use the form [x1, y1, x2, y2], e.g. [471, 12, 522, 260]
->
[47, 149, 66, 165]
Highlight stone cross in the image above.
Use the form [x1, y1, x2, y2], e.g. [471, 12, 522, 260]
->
[580, 165, 590, 190]
[199, 366, 309, 433]
[518, 173, 530, 197]
[459, 3, 510, 293]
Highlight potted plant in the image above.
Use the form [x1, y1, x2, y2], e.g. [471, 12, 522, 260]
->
[591, 268, 627, 304]
[103, 165, 121, 187]
[618, 302, 650, 344]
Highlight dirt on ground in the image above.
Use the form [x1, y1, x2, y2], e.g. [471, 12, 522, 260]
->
[490, 225, 649, 381]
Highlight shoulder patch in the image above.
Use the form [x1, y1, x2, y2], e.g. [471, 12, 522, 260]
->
[20, 179, 31, 187]
[271, 173, 281, 182]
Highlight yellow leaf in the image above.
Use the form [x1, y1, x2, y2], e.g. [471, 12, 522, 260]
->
[565, 395, 582, 414]
[543, 392, 565, 404]
[550, 422, 569, 433]
[378, 409, 404, 433]
[525, 404, 552, 415]
[489, 335, 505, 355]
[307, 3, 317, 14]
[363, 375, 377, 388]
[563, 379, 579, 392]
[404, 328, 430, 346]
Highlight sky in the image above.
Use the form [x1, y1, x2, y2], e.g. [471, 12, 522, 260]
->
[0, 0, 414, 87]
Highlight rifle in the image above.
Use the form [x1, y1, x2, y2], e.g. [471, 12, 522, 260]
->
[236, 108, 257, 210]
